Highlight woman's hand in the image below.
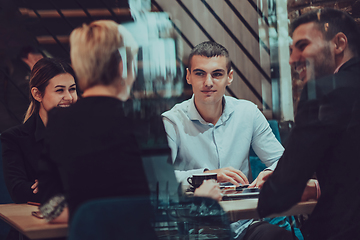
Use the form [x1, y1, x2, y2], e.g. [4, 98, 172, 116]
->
[301, 179, 320, 201]
[194, 180, 222, 202]
[31, 179, 38, 194]
[249, 170, 273, 189]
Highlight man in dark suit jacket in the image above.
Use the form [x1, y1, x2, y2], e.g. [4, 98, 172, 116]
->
[258, 8, 360, 239]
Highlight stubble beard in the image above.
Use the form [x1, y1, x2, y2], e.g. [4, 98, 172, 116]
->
[314, 45, 335, 80]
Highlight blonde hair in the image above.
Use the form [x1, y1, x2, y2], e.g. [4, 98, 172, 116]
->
[70, 20, 138, 91]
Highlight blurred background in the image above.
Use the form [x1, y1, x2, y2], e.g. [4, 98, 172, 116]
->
[0, 1, 359, 238]
[0, 0, 359, 141]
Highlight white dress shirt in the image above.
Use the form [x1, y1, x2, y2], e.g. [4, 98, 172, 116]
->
[162, 95, 284, 184]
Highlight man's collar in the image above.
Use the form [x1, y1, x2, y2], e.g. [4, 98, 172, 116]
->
[333, 62, 345, 74]
[337, 57, 360, 72]
[188, 95, 205, 122]
[221, 96, 235, 120]
[188, 95, 235, 125]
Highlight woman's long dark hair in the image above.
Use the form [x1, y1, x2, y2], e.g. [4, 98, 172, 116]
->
[24, 58, 76, 123]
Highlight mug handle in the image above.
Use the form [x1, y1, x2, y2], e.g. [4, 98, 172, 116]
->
[187, 177, 193, 185]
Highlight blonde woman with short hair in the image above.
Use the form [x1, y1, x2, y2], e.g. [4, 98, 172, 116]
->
[38, 20, 151, 225]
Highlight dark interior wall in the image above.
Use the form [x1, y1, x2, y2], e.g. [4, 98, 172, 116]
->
[10, 0, 132, 60]
[0, 0, 134, 132]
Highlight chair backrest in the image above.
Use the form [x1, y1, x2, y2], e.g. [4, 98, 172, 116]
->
[68, 196, 158, 240]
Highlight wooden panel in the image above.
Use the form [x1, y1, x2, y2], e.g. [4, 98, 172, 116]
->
[185, 0, 263, 107]
[154, 0, 274, 110]
[19, 8, 130, 18]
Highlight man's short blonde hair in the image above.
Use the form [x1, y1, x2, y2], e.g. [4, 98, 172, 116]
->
[70, 20, 138, 90]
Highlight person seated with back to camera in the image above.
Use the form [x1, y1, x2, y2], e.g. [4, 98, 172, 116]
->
[37, 20, 152, 223]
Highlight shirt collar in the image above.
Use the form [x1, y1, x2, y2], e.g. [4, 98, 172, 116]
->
[221, 96, 235, 122]
[188, 95, 205, 122]
[187, 95, 235, 125]
[333, 62, 345, 74]
[337, 57, 360, 72]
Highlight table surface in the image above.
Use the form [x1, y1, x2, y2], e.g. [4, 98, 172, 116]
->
[0, 199, 317, 239]
[220, 198, 317, 221]
[0, 203, 68, 239]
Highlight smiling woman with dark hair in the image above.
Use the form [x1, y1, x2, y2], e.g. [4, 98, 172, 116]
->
[1, 58, 78, 204]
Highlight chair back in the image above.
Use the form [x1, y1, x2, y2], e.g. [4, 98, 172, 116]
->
[68, 196, 158, 240]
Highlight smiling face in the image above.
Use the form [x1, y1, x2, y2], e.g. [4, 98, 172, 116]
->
[36, 73, 78, 114]
[289, 22, 336, 83]
[186, 55, 233, 109]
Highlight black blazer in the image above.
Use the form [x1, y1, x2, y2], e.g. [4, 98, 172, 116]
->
[38, 97, 150, 218]
[258, 57, 360, 239]
[1, 113, 46, 203]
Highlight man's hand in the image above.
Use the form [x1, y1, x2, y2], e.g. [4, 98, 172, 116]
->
[301, 179, 319, 201]
[249, 170, 273, 189]
[205, 167, 249, 186]
[194, 180, 222, 202]
[31, 179, 38, 194]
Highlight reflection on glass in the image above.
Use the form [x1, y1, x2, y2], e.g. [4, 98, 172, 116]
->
[124, 0, 183, 99]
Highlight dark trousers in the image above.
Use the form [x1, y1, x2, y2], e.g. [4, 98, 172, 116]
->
[244, 221, 297, 240]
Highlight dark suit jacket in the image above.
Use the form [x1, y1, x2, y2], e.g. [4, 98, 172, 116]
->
[258, 57, 360, 239]
[1, 113, 45, 203]
[38, 97, 150, 218]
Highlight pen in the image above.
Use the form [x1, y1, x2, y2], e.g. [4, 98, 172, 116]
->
[27, 202, 40, 206]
